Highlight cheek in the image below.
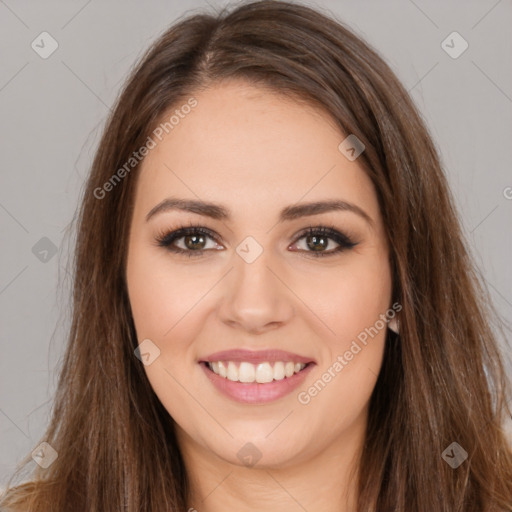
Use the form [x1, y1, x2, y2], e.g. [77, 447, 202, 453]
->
[125, 248, 210, 424]
[126, 243, 211, 343]
[292, 253, 391, 418]
[296, 251, 392, 347]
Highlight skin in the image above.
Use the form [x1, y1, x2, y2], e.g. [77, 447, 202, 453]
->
[125, 79, 394, 512]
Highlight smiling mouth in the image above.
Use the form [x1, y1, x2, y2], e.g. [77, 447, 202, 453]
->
[202, 360, 312, 384]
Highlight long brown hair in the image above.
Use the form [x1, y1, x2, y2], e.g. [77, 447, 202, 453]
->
[2, 1, 511, 510]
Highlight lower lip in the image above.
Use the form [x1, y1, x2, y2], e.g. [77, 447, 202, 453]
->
[200, 362, 315, 404]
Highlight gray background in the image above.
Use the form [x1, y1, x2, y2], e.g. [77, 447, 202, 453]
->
[1, 0, 511, 488]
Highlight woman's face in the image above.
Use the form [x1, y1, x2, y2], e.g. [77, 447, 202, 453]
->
[126, 80, 393, 469]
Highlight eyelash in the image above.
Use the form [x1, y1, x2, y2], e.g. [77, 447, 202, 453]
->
[154, 222, 358, 258]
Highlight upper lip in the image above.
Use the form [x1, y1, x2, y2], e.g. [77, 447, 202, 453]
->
[200, 349, 315, 365]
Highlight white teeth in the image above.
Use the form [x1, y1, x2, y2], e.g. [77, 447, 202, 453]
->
[255, 362, 274, 383]
[239, 362, 255, 383]
[285, 362, 295, 378]
[273, 361, 285, 380]
[227, 361, 238, 382]
[217, 361, 227, 377]
[207, 361, 307, 383]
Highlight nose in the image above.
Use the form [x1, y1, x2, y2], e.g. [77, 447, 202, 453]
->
[217, 246, 295, 335]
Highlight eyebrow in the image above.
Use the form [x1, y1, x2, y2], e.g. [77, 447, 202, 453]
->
[145, 197, 374, 229]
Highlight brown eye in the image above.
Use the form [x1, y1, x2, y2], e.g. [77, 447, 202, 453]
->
[155, 224, 357, 258]
[291, 226, 357, 257]
[305, 233, 330, 252]
[183, 233, 207, 250]
[155, 226, 222, 257]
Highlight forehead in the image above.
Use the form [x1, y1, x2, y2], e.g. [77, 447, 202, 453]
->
[133, 80, 380, 227]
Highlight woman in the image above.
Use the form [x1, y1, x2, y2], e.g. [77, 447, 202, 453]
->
[1, 1, 511, 510]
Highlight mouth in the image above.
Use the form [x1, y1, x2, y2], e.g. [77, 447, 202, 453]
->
[198, 349, 316, 404]
[201, 360, 312, 383]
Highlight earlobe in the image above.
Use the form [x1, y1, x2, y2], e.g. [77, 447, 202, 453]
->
[387, 316, 400, 334]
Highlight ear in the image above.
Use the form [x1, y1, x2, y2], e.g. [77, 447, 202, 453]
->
[387, 316, 399, 334]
